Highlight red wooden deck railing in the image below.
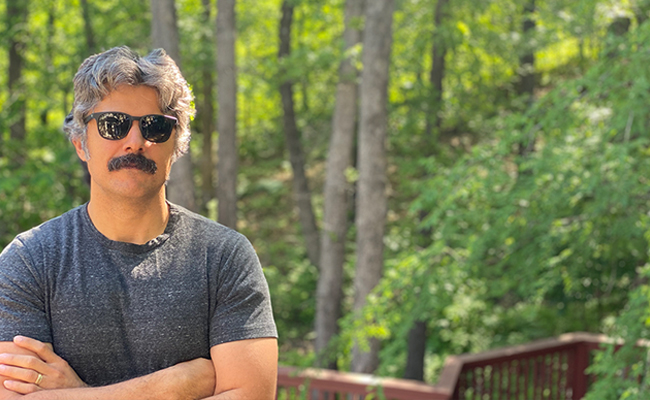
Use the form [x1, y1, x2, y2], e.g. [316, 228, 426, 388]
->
[446, 332, 612, 400]
[277, 332, 623, 400]
[276, 366, 452, 399]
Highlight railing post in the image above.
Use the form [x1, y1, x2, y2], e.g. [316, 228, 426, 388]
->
[573, 342, 590, 399]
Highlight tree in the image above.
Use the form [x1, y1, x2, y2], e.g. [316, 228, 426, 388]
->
[404, 0, 450, 382]
[7, 0, 29, 148]
[40, 0, 57, 126]
[150, 0, 197, 211]
[315, 0, 365, 369]
[278, 0, 320, 268]
[216, 0, 238, 229]
[424, 0, 449, 140]
[80, 0, 96, 55]
[4, 0, 646, 382]
[199, 0, 216, 214]
[517, 0, 535, 110]
[352, 0, 395, 374]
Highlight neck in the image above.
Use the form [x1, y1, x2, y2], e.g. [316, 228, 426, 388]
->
[87, 189, 170, 245]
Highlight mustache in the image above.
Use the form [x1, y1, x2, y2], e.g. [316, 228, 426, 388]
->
[107, 154, 157, 175]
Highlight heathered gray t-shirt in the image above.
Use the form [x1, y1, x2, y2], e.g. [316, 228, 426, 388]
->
[0, 203, 277, 386]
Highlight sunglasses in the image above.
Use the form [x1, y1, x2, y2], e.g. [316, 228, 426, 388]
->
[83, 112, 178, 143]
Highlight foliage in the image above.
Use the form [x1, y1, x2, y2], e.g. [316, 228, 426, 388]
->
[335, 0, 650, 383]
[3, 0, 650, 387]
[581, 19, 650, 386]
[0, 127, 89, 246]
[585, 262, 650, 400]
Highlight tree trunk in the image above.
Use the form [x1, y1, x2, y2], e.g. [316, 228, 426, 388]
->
[40, 2, 56, 127]
[150, 0, 197, 211]
[7, 0, 29, 147]
[200, 0, 215, 214]
[351, 0, 394, 374]
[404, 320, 427, 381]
[151, 0, 181, 61]
[517, 0, 535, 105]
[278, 1, 321, 268]
[405, 0, 450, 381]
[315, 0, 365, 370]
[517, 0, 536, 158]
[424, 0, 449, 141]
[80, 0, 96, 54]
[216, 0, 238, 229]
[201, 67, 215, 212]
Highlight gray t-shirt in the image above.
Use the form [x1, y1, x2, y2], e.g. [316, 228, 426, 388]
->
[0, 203, 277, 386]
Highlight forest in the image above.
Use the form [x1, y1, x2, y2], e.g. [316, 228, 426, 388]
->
[1, 0, 650, 397]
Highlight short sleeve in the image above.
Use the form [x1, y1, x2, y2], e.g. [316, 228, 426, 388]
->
[209, 235, 277, 347]
[0, 238, 52, 343]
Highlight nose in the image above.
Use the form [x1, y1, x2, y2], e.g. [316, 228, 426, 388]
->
[122, 121, 147, 153]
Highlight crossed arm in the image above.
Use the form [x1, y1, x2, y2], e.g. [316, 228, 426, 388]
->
[0, 336, 278, 400]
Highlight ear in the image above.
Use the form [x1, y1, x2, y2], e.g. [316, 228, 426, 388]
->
[72, 138, 89, 162]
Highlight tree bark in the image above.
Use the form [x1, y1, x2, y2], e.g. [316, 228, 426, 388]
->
[315, 0, 365, 370]
[424, 0, 449, 141]
[278, 1, 321, 268]
[7, 0, 29, 147]
[404, 0, 450, 381]
[517, 0, 535, 105]
[150, 0, 197, 212]
[517, 0, 536, 158]
[201, 69, 215, 212]
[200, 0, 215, 214]
[151, 0, 181, 61]
[80, 0, 96, 54]
[351, 0, 394, 374]
[216, 0, 238, 229]
[404, 320, 427, 381]
[40, 2, 56, 127]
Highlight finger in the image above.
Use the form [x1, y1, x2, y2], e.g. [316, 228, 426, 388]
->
[13, 336, 57, 363]
[3, 379, 40, 395]
[0, 353, 45, 372]
[0, 354, 59, 384]
[0, 364, 40, 384]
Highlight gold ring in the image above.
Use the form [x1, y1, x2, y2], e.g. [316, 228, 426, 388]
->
[34, 373, 43, 386]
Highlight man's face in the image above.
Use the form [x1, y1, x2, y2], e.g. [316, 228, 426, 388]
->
[72, 85, 176, 201]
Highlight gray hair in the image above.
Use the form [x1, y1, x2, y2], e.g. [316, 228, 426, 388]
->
[62, 46, 195, 162]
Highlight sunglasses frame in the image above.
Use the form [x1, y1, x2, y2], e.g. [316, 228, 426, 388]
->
[83, 112, 178, 143]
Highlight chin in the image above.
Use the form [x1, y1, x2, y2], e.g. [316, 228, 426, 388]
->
[110, 178, 165, 198]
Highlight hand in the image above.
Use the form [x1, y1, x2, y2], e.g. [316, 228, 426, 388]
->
[0, 336, 87, 394]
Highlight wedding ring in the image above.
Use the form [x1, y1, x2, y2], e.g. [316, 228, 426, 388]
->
[34, 373, 43, 386]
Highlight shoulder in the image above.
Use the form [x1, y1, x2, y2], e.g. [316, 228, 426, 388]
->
[2, 205, 87, 260]
[0, 206, 86, 294]
[168, 203, 252, 250]
[167, 203, 261, 273]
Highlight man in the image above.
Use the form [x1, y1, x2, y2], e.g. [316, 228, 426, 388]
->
[0, 46, 278, 399]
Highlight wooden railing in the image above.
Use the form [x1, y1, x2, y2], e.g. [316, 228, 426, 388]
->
[276, 366, 452, 399]
[277, 332, 619, 400]
[445, 332, 611, 400]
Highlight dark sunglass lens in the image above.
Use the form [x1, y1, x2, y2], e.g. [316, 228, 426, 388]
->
[97, 112, 131, 140]
[140, 115, 174, 143]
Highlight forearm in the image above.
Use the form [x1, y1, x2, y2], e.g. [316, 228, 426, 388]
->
[203, 389, 271, 400]
[18, 384, 250, 400]
[22, 377, 158, 400]
[18, 357, 214, 400]
[21, 367, 182, 400]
